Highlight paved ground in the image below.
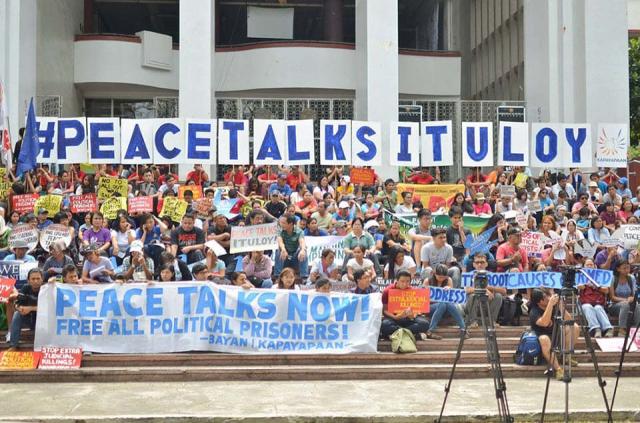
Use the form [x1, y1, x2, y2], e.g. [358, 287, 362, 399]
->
[1, 377, 639, 422]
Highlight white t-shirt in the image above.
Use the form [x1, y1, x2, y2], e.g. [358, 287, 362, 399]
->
[384, 256, 416, 275]
[420, 242, 454, 266]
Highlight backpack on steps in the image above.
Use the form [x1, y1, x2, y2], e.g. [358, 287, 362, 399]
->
[390, 328, 417, 354]
[513, 330, 542, 365]
[498, 297, 518, 326]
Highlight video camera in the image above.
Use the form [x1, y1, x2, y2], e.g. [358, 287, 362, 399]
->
[558, 265, 579, 290]
[473, 270, 489, 290]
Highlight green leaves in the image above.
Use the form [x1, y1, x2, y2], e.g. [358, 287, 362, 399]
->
[630, 38, 640, 153]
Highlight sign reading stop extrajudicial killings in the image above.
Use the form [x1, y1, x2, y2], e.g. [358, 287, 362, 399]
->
[34, 117, 616, 168]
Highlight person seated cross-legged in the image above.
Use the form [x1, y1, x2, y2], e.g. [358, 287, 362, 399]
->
[380, 270, 430, 339]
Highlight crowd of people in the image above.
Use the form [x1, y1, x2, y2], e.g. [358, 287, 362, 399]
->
[1, 155, 639, 380]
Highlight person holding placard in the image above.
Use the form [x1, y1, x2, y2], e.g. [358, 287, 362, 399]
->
[578, 258, 614, 338]
[609, 260, 640, 337]
[380, 270, 430, 339]
[7, 268, 43, 350]
[426, 264, 466, 339]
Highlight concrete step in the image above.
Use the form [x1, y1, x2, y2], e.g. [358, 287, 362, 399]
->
[2, 362, 639, 383]
[80, 350, 640, 367]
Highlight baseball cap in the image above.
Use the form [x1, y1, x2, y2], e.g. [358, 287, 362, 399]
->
[507, 227, 522, 237]
[38, 208, 48, 215]
[130, 240, 144, 254]
[339, 201, 349, 209]
[364, 220, 380, 231]
[588, 181, 598, 188]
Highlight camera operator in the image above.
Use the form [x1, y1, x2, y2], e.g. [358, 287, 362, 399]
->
[529, 288, 580, 380]
[464, 253, 505, 328]
[7, 268, 44, 349]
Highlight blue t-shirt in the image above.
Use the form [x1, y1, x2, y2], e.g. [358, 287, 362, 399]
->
[136, 226, 162, 246]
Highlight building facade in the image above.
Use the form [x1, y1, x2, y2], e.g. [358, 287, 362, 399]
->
[0, 0, 631, 180]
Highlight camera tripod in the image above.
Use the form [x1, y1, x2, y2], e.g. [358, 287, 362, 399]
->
[437, 283, 513, 423]
[540, 272, 612, 423]
[610, 275, 640, 412]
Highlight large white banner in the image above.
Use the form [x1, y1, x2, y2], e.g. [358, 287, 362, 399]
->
[34, 282, 382, 354]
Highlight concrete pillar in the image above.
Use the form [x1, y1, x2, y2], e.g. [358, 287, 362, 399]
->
[178, 0, 215, 180]
[0, 0, 37, 149]
[524, 0, 629, 125]
[324, 0, 343, 42]
[355, 0, 399, 180]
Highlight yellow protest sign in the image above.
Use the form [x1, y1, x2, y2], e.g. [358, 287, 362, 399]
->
[396, 183, 465, 212]
[159, 197, 188, 222]
[100, 197, 128, 220]
[0, 167, 6, 178]
[97, 176, 129, 200]
[0, 180, 10, 200]
[33, 194, 63, 215]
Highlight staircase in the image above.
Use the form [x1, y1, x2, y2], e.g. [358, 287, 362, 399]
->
[2, 326, 639, 383]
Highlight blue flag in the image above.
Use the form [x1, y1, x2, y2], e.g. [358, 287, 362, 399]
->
[17, 98, 39, 177]
[464, 225, 498, 255]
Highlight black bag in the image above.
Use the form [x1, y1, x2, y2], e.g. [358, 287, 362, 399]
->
[498, 297, 518, 326]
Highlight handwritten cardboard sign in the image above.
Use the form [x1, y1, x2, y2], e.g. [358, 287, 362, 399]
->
[34, 194, 62, 215]
[526, 200, 542, 213]
[520, 231, 543, 257]
[230, 222, 278, 254]
[70, 193, 98, 213]
[194, 198, 213, 216]
[350, 168, 376, 185]
[387, 288, 430, 314]
[178, 185, 203, 200]
[100, 197, 127, 220]
[128, 196, 154, 214]
[8, 224, 39, 252]
[97, 177, 129, 200]
[500, 185, 516, 197]
[0, 351, 41, 370]
[11, 194, 39, 214]
[159, 197, 189, 223]
[38, 346, 82, 370]
[0, 277, 16, 303]
[0, 181, 11, 200]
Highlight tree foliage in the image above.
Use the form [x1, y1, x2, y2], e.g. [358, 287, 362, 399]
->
[631, 38, 640, 148]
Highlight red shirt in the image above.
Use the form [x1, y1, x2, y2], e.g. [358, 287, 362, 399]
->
[158, 173, 179, 185]
[495, 242, 528, 272]
[286, 173, 305, 190]
[409, 173, 434, 185]
[186, 170, 209, 185]
[224, 171, 248, 187]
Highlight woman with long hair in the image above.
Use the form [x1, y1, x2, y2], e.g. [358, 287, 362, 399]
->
[276, 267, 298, 290]
[609, 260, 640, 337]
[587, 216, 610, 249]
[384, 246, 416, 279]
[424, 264, 466, 339]
[452, 192, 473, 214]
[578, 258, 613, 337]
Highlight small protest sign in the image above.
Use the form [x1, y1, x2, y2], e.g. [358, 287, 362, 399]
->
[0, 277, 16, 303]
[611, 225, 640, 250]
[463, 226, 497, 255]
[387, 288, 430, 314]
[601, 237, 624, 248]
[515, 212, 529, 230]
[34, 195, 62, 215]
[230, 222, 278, 254]
[97, 176, 128, 200]
[194, 198, 213, 216]
[520, 231, 543, 257]
[306, 236, 346, 265]
[38, 347, 82, 370]
[573, 239, 596, 259]
[526, 200, 542, 213]
[0, 180, 11, 200]
[128, 196, 154, 214]
[0, 351, 41, 370]
[500, 185, 516, 197]
[70, 193, 98, 213]
[159, 197, 189, 223]
[0, 261, 38, 281]
[374, 278, 423, 290]
[8, 224, 39, 252]
[350, 167, 376, 185]
[39, 224, 72, 252]
[331, 280, 356, 293]
[100, 197, 127, 220]
[205, 239, 227, 257]
[178, 185, 203, 200]
[11, 194, 39, 214]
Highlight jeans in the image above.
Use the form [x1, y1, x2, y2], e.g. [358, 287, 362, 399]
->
[464, 292, 503, 325]
[274, 248, 309, 278]
[185, 249, 205, 265]
[429, 302, 466, 331]
[9, 311, 37, 348]
[380, 316, 430, 338]
[422, 266, 461, 288]
[609, 301, 640, 329]
[581, 303, 613, 331]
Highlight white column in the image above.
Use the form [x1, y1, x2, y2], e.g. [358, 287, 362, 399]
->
[355, 0, 399, 180]
[178, 0, 215, 180]
[0, 0, 37, 148]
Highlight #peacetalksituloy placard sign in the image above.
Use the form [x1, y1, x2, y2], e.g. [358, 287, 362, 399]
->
[460, 269, 614, 289]
[230, 222, 278, 254]
[34, 282, 383, 354]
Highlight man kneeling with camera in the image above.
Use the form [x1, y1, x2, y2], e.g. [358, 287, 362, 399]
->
[529, 288, 581, 380]
[8, 269, 44, 350]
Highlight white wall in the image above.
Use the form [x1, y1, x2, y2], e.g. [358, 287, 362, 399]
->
[37, 0, 83, 117]
[629, 0, 640, 29]
[74, 39, 461, 98]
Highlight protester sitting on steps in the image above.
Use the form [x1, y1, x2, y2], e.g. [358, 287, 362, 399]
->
[380, 270, 430, 340]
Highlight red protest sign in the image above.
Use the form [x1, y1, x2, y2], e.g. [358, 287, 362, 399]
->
[11, 194, 39, 214]
[350, 168, 376, 185]
[128, 196, 153, 214]
[0, 277, 16, 303]
[38, 346, 82, 370]
[70, 193, 97, 213]
[387, 288, 430, 314]
[194, 198, 213, 215]
[0, 351, 41, 370]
